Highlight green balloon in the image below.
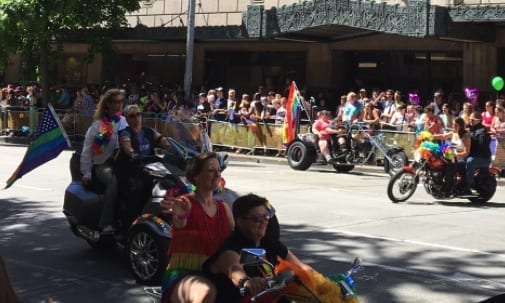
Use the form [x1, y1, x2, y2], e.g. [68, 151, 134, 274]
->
[492, 76, 504, 91]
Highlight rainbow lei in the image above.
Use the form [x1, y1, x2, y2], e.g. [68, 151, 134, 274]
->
[92, 111, 122, 155]
[415, 130, 455, 160]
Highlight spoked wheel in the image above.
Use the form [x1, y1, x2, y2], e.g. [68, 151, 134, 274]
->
[469, 175, 497, 204]
[128, 226, 169, 285]
[387, 171, 418, 203]
[386, 151, 408, 176]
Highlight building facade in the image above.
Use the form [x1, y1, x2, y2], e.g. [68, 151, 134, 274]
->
[5, 0, 505, 105]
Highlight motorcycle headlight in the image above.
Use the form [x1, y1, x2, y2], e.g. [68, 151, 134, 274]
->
[413, 149, 422, 162]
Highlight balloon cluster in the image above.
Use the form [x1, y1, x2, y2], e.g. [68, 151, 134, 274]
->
[464, 87, 479, 104]
[408, 92, 420, 105]
[415, 131, 455, 160]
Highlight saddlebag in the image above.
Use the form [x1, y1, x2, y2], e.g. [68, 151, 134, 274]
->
[63, 181, 103, 228]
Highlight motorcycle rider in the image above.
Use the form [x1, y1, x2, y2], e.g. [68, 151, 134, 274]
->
[312, 110, 335, 164]
[80, 89, 127, 233]
[117, 104, 171, 224]
[433, 117, 471, 195]
[463, 112, 492, 195]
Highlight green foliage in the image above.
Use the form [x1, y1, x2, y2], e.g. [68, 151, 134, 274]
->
[0, 0, 141, 78]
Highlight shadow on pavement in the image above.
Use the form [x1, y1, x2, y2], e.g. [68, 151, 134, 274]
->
[279, 222, 505, 303]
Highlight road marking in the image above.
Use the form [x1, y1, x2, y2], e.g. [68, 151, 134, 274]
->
[328, 228, 505, 259]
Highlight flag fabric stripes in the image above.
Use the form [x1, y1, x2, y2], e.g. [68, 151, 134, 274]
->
[281, 81, 302, 144]
[4, 104, 71, 189]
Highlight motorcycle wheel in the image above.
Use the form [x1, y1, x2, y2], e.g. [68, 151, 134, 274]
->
[387, 171, 418, 203]
[468, 175, 497, 204]
[332, 163, 355, 173]
[128, 225, 169, 285]
[287, 141, 314, 171]
[87, 235, 117, 251]
[386, 151, 408, 176]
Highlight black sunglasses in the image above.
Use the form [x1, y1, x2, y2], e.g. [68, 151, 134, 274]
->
[244, 214, 271, 223]
[127, 112, 141, 119]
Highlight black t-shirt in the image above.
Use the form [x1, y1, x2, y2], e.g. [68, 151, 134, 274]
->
[203, 230, 288, 303]
[469, 124, 491, 159]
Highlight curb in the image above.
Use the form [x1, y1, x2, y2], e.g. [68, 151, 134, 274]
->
[2, 136, 503, 185]
[226, 152, 386, 175]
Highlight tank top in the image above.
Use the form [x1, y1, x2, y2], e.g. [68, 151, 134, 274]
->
[167, 194, 231, 271]
[451, 133, 464, 152]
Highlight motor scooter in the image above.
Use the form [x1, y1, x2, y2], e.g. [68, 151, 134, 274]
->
[63, 137, 239, 284]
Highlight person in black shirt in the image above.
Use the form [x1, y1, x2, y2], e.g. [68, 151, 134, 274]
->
[203, 193, 313, 303]
[464, 112, 492, 195]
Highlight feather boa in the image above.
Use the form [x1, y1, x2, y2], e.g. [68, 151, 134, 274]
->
[92, 111, 122, 155]
[275, 258, 360, 303]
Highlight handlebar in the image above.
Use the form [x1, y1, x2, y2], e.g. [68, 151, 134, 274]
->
[239, 269, 295, 302]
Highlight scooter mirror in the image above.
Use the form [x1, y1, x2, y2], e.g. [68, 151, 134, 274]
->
[240, 248, 266, 265]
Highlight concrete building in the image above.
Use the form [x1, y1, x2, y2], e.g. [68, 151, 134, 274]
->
[5, 0, 505, 106]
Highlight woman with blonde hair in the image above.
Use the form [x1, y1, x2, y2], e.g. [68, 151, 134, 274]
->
[459, 102, 473, 126]
[80, 88, 127, 232]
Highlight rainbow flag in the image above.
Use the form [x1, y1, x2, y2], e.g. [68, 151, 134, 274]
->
[282, 81, 302, 144]
[4, 104, 71, 189]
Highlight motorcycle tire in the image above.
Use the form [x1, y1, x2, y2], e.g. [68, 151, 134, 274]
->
[332, 163, 355, 173]
[387, 171, 418, 203]
[468, 174, 497, 204]
[127, 225, 169, 285]
[87, 234, 117, 251]
[287, 141, 315, 171]
[386, 151, 408, 176]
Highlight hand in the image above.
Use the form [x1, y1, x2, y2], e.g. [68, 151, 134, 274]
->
[244, 277, 266, 295]
[160, 196, 191, 218]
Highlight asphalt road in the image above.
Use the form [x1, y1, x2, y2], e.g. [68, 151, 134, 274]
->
[1, 145, 505, 303]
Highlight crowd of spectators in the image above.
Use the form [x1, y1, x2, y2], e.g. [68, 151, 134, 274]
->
[2, 81, 505, 140]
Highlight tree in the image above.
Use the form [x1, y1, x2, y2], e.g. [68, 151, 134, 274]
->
[0, 0, 141, 105]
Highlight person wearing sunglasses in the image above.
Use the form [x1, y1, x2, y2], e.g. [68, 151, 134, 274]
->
[80, 89, 127, 233]
[116, 104, 171, 222]
[160, 152, 235, 303]
[462, 112, 492, 196]
[203, 193, 314, 302]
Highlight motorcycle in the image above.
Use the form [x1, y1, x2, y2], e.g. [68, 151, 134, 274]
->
[238, 248, 363, 303]
[387, 143, 500, 204]
[63, 137, 239, 285]
[287, 123, 408, 174]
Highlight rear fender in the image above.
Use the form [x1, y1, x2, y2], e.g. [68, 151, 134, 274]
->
[488, 166, 501, 177]
[131, 214, 171, 238]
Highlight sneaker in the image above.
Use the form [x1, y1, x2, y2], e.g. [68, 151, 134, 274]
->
[327, 158, 336, 165]
[101, 225, 115, 234]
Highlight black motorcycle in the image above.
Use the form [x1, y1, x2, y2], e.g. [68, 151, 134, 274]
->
[287, 123, 408, 174]
[63, 137, 238, 284]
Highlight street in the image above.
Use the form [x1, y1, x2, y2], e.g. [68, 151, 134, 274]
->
[1, 145, 505, 303]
